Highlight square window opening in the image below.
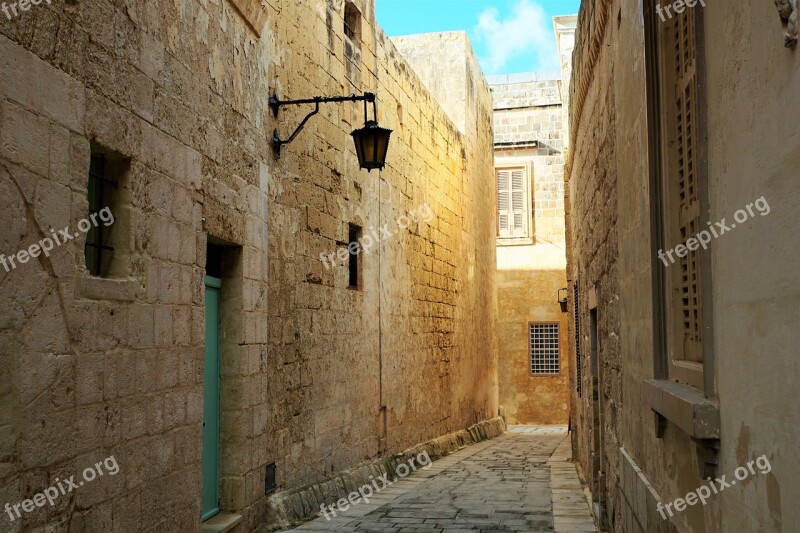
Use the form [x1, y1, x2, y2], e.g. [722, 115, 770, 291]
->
[344, 2, 361, 46]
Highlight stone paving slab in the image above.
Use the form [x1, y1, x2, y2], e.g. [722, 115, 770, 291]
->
[284, 426, 597, 533]
[548, 436, 597, 533]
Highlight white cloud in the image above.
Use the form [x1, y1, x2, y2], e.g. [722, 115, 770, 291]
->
[474, 0, 558, 74]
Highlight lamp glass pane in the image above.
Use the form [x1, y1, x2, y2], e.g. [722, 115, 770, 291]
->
[352, 131, 365, 164]
[376, 130, 390, 163]
[351, 125, 392, 169]
[364, 132, 378, 163]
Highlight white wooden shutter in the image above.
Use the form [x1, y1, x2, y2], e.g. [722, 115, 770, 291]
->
[497, 170, 511, 237]
[497, 168, 528, 238]
[511, 169, 527, 237]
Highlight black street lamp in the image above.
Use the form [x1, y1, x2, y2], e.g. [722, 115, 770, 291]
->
[557, 288, 569, 313]
[269, 92, 392, 171]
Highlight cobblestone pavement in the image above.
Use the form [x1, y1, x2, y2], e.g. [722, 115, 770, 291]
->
[287, 426, 597, 533]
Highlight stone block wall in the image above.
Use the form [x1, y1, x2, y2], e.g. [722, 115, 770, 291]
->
[0, 0, 498, 530]
[493, 79, 561, 112]
[386, 29, 498, 456]
[490, 72, 572, 425]
[494, 256, 569, 426]
[567, 1, 800, 532]
[566, 0, 624, 529]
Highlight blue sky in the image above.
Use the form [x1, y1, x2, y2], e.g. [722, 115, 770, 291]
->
[375, 0, 581, 76]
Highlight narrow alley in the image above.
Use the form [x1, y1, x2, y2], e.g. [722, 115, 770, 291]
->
[288, 427, 596, 533]
[2, 0, 799, 532]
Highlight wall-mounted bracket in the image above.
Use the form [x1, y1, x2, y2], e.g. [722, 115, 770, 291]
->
[269, 92, 376, 157]
[693, 438, 720, 479]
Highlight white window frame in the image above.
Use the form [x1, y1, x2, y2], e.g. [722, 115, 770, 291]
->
[496, 163, 534, 245]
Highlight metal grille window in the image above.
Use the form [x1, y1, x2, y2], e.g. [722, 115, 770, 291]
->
[497, 168, 529, 239]
[530, 323, 560, 375]
[85, 153, 116, 277]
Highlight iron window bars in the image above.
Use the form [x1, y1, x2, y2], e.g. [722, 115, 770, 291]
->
[85, 154, 115, 276]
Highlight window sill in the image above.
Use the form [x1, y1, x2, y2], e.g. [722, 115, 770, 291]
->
[76, 276, 136, 302]
[202, 512, 242, 533]
[642, 379, 719, 439]
[496, 237, 534, 247]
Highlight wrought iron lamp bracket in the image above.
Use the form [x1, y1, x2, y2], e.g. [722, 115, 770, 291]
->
[269, 92, 377, 156]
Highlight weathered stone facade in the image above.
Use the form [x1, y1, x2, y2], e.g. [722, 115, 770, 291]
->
[489, 72, 570, 426]
[566, 1, 622, 527]
[0, 0, 498, 530]
[567, 1, 800, 532]
[466, 17, 578, 429]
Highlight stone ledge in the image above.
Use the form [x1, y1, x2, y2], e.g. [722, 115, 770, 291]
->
[202, 512, 243, 533]
[641, 379, 719, 439]
[76, 276, 137, 301]
[619, 447, 683, 533]
[266, 417, 507, 529]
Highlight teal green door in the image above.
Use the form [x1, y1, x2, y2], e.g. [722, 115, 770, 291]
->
[202, 276, 222, 521]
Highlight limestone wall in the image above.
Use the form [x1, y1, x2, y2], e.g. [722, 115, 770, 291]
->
[566, 1, 623, 528]
[702, 2, 800, 531]
[492, 79, 561, 112]
[567, 1, 800, 531]
[387, 29, 498, 456]
[0, 0, 497, 530]
[490, 75, 569, 426]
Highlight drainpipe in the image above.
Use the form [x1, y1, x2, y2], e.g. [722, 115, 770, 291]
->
[378, 168, 387, 455]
